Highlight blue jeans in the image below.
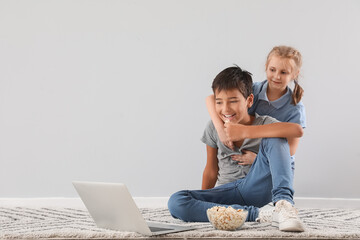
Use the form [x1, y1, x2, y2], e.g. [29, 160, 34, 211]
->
[168, 138, 294, 222]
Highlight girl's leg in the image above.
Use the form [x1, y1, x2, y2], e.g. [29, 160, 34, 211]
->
[168, 181, 259, 222]
[239, 137, 294, 206]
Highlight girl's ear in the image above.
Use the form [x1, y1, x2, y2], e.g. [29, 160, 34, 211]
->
[247, 94, 254, 108]
[293, 69, 300, 80]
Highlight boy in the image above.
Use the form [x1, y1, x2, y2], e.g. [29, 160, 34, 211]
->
[168, 66, 305, 232]
[201, 67, 303, 189]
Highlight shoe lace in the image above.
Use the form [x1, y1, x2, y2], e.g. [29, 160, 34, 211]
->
[260, 211, 273, 222]
[258, 204, 274, 222]
[279, 204, 299, 219]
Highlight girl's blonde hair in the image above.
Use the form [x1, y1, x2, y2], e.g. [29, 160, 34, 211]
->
[266, 46, 304, 105]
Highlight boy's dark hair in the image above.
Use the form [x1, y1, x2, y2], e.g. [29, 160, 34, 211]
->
[212, 65, 253, 98]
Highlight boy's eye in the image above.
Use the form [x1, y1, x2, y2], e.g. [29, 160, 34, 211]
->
[216, 102, 222, 105]
[281, 71, 288, 74]
[230, 101, 239, 103]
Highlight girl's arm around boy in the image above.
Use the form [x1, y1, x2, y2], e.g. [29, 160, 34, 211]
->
[224, 122, 303, 155]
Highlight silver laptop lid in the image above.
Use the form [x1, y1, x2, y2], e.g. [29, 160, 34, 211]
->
[72, 181, 152, 235]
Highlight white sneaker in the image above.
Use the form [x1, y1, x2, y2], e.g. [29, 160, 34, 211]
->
[272, 200, 305, 232]
[256, 202, 274, 223]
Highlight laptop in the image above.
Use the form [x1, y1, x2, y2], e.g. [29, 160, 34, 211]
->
[72, 181, 195, 236]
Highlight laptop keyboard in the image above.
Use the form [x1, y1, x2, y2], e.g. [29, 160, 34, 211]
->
[149, 226, 174, 232]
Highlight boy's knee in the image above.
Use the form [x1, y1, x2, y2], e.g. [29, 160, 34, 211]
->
[261, 137, 287, 146]
[261, 137, 289, 152]
[168, 190, 191, 221]
[168, 191, 182, 214]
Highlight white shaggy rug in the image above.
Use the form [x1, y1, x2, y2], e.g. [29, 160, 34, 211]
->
[1, 207, 360, 239]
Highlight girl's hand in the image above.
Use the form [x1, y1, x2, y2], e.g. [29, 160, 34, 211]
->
[217, 127, 235, 150]
[231, 150, 257, 165]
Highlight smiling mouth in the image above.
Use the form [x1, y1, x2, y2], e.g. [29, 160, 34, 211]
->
[223, 114, 236, 121]
[272, 80, 282, 84]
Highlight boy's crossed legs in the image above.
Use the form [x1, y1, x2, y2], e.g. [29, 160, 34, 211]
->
[168, 180, 260, 222]
[168, 138, 304, 231]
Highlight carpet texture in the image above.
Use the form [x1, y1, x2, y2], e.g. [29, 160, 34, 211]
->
[1, 206, 360, 239]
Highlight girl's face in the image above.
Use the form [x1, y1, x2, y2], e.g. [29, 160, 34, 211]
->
[266, 56, 298, 92]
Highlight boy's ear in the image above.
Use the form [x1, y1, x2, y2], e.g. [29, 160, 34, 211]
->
[247, 94, 254, 108]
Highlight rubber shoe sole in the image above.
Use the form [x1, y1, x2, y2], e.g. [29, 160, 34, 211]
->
[272, 212, 305, 232]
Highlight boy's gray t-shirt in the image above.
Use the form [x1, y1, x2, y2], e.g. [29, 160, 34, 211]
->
[201, 113, 278, 185]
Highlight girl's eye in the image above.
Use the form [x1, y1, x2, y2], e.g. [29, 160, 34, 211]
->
[281, 71, 288, 74]
[216, 102, 222, 105]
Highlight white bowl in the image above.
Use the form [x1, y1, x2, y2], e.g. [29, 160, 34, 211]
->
[207, 206, 248, 231]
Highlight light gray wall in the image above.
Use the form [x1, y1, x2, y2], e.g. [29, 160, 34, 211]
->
[1, 0, 359, 198]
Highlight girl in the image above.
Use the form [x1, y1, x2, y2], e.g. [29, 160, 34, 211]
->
[205, 46, 305, 174]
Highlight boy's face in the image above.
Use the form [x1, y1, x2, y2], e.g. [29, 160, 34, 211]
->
[215, 88, 253, 124]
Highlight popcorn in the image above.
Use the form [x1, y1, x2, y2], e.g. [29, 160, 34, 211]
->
[207, 206, 247, 231]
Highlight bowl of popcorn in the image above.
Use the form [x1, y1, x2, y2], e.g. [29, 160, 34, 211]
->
[207, 206, 248, 231]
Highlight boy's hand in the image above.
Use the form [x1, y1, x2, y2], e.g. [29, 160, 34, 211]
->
[231, 150, 257, 165]
[224, 140, 235, 150]
[217, 127, 235, 150]
[224, 122, 247, 142]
